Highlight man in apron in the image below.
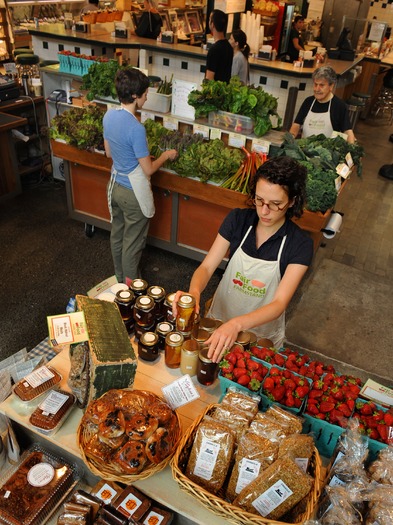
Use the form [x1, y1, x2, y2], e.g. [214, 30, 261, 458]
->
[289, 65, 356, 144]
[103, 68, 177, 283]
[173, 156, 314, 363]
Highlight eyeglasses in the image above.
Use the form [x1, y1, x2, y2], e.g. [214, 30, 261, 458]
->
[252, 195, 289, 212]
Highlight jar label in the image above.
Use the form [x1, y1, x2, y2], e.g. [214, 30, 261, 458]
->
[180, 295, 193, 304]
[151, 287, 162, 295]
[27, 463, 55, 487]
[133, 280, 144, 289]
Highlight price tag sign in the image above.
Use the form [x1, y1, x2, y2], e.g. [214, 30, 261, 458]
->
[345, 152, 354, 168]
[336, 163, 350, 179]
[252, 138, 270, 153]
[163, 116, 178, 131]
[335, 175, 342, 192]
[161, 375, 200, 409]
[210, 127, 222, 140]
[193, 123, 210, 139]
[360, 379, 393, 407]
[140, 111, 155, 123]
[228, 133, 246, 149]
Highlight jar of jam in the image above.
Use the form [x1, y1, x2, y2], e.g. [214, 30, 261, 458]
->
[138, 332, 159, 362]
[197, 347, 218, 386]
[130, 279, 148, 297]
[192, 328, 210, 347]
[248, 331, 258, 348]
[198, 317, 217, 333]
[155, 321, 174, 351]
[180, 339, 200, 376]
[135, 322, 155, 342]
[147, 285, 166, 320]
[115, 289, 135, 334]
[164, 292, 176, 323]
[164, 331, 184, 369]
[176, 294, 196, 333]
[235, 331, 251, 350]
[133, 295, 155, 327]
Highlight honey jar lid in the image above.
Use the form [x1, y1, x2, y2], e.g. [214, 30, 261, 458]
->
[135, 295, 155, 310]
[178, 294, 196, 308]
[131, 279, 148, 291]
[115, 289, 134, 303]
[147, 285, 166, 300]
[140, 332, 159, 346]
[165, 292, 176, 305]
[156, 321, 174, 335]
[182, 339, 200, 354]
[236, 330, 251, 345]
[166, 332, 184, 346]
[199, 317, 216, 332]
[198, 346, 213, 363]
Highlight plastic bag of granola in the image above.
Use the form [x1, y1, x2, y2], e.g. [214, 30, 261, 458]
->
[278, 433, 314, 473]
[368, 445, 393, 484]
[220, 386, 261, 416]
[210, 404, 254, 442]
[265, 404, 303, 434]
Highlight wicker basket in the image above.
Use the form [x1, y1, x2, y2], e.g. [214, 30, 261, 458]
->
[171, 404, 323, 525]
[78, 392, 182, 483]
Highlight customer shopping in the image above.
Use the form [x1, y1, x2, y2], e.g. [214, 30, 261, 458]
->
[230, 29, 250, 85]
[173, 156, 314, 363]
[205, 9, 233, 82]
[103, 68, 177, 283]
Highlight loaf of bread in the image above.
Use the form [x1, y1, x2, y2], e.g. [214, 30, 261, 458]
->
[29, 389, 75, 433]
[0, 449, 75, 525]
[233, 455, 313, 520]
[112, 485, 151, 521]
[13, 365, 62, 402]
[185, 416, 236, 492]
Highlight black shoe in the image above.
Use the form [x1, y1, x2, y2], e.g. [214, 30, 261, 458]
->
[389, 134, 393, 143]
[379, 164, 393, 179]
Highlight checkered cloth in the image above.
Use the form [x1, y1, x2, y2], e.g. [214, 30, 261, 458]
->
[28, 337, 57, 362]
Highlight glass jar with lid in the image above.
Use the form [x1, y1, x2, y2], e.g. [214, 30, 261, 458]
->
[198, 317, 217, 333]
[235, 331, 251, 350]
[155, 321, 174, 351]
[115, 289, 135, 334]
[197, 347, 218, 386]
[180, 339, 200, 376]
[164, 331, 184, 369]
[192, 328, 210, 347]
[138, 332, 159, 362]
[176, 294, 196, 333]
[147, 285, 166, 320]
[133, 295, 155, 327]
[15, 54, 41, 96]
[130, 278, 148, 297]
[164, 292, 176, 323]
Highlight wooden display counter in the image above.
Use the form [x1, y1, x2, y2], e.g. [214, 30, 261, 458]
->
[0, 347, 229, 525]
[51, 139, 335, 257]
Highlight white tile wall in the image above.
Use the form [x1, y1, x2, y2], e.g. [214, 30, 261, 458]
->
[31, 36, 114, 62]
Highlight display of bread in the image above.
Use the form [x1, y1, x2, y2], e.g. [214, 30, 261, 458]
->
[13, 365, 62, 402]
[253, 0, 280, 16]
[80, 389, 180, 475]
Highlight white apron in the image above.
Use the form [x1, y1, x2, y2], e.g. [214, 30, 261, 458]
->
[207, 226, 287, 347]
[302, 98, 334, 138]
[107, 107, 155, 220]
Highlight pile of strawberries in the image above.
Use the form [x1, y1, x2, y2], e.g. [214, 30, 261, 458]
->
[219, 344, 269, 392]
[250, 346, 287, 367]
[262, 366, 310, 410]
[352, 399, 393, 444]
[305, 372, 362, 427]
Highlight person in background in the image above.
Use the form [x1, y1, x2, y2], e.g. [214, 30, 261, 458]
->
[173, 156, 313, 363]
[230, 29, 250, 84]
[289, 65, 356, 144]
[103, 68, 177, 283]
[205, 9, 233, 82]
[80, 0, 99, 14]
[287, 15, 305, 63]
[134, 0, 162, 40]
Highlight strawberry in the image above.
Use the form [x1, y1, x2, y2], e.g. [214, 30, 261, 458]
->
[319, 401, 335, 413]
[307, 404, 319, 415]
[236, 357, 246, 369]
[233, 367, 248, 379]
[237, 374, 250, 386]
[295, 385, 309, 398]
[377, 424, 388, 443]
[336, 402, 352, 417]
[269, 367, 281, 376]
[346, 399, 355, 412]
[271, 385, 286, 402]
[309, 389, 324, 399]
[219, 360, 234, 375]
[246, 359, 259, 372]
[312, 379, 324, 391]
[331, 387, 344, 401]
[383, 412, 393, 427]
[226, 352, 238, 365]
[299, 365, 309, 376]
[263, 377, 275, 391]
[285, 393, 295, 408]
[315, 413, 326, 420]
[358, 401, 376, 415]
[367, 428, 379, 440]
[284, 379, 296, 390]
[248, 379, 261, 392]
[315, 364, 324, 376]
[250, 371, 264, 382]
[273, 354, 286, 367]
[293, 397, 302, 408]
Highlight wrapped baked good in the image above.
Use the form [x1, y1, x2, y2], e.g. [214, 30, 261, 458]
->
[368, 446, 393, 484]
[112, 485, 151, 522]
[250, 413, 289, 441]
[278, 434, 314, 472]
[185, 416, 236, 492]
[226, 430, 279, 502]
[233, 455, 313, 520]
[140, 506, 173, 525]
[29, 389, 75, 435]
[210, 404, 253, 442]
[90, 480, 123, 505]
[220, 386, 260, 416]
[0, 446, 77, 525]
[70, 490, 102, 521]
[265, 404, 303, 434]
[13, 365, 62, 402]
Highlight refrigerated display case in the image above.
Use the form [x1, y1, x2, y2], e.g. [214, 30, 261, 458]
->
[0, 0, 13, 62]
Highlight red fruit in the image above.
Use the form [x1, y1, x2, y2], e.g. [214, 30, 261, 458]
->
[284, 379, 296, 390]
[285, 393, 295, 408]
[307, 404, 319, 415]
[331, 387, 344, 401]
[312, 380, 324, 391]
[359, 401, 376, 415]
[323, 373, 335, 384]
[368, 428, 380, 440]
[309, 389, 324, 399]
[270, 367, 281, 376]
[271, 385, 286, 401]
[319, 401, 335, 413]
[295, 385, 310, 398]
[307, 397, 319, 405]
[222, 372, 234, 380]
[377, 424, 388, 443]
[337, 403, 352, 417]
[315, 413, 326, 420]
[273, 354, 286, 367]
[219, 360, 234, 375]
[250, 371, 264, 382]
[299, 365, 309, 376]
[248, 379, 261, 392]
[233, 367, 248, 379]
[293, 397, 302, 408]
[226, 352, 238, 365]
[246, 359, 259, 372]
[236, 357, 246, 369]
[346, 399, 355, 412]
[315, 365, 324, 376]
[237, 374, 251, 386]
[373, 409, 386, 422]
[263, 377, 275, 391]
[383, 413, 393, 426]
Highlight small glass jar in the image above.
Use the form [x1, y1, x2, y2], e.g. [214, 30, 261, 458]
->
[155, 321, 174, 351]
[197, 347, 218, 386]
[198, 317, 217, 333]
[192, 328, 210, 347]
[130, 278, 148, 297]
[248, 331, 258, 348]
[147, 285, 166, 320]
[180, 339, 200, 376]
[133, 295, 155, 327]
[164, 292, 176, 323]
[164, 331, 184, 369]
[138, 332, 159, 362]
[176, 294, 196, 333]
[135, 322, 155, 342]
[235, 331, 251, 351]
[114, 289, 135, 321]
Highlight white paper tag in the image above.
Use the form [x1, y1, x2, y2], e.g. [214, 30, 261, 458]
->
[163, 116, 179, 131]
[345, 152, 354, 168]
[335, 175, 342, 192]
[210, 128, 222, 140]
[39, 390, 69, 415]
[328, 474, 346, 487]
[27, 463, 55, 487]
[252, 139, 270, 153]
[193, 437, 220, 480]
[252, 479, 293, 517]
[118, 493, 143, 517]
[336, 163, 350, 179]
[294, 458, 309, 473]
[193, 124, 210, 139]
[228, 132, 246, 149]
[360, 379, 393, 407]
[23, 366, 54, 389]
[140, 111, 155, 123]
[235, 458, 261, 494]
[161, 375, 200, 409]
[143, 510, 164, 525]
[96, 483, 118, 504]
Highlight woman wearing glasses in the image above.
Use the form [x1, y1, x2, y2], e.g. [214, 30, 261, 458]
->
[173, 156, 313, 362]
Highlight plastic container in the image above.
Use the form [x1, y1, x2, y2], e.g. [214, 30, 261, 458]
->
[13, 365, 62, 403]
[302, 413, 344, 458]
[29, 389, 76, 435]
[208, 110, 254, 135]
[143, 88, 172, 113]
[58, 53, 71, 74]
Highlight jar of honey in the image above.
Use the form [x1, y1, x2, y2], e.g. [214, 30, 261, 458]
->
[198, 317, 217, 333]
[176, 294, 196, 333]
[197, 347, 218, 386]
[164, 331, 184, 369]
[133, 295, 155, 327]
[192, 328, 210, 347]
[180, 339, 200, 376]
[114, 289, 135, 334]
[130, 279, 148, 297]
[135, 322, 155, 342]
[155, 321, 174, 351]
[147, 285, 166, 320]
[235, 331, 251, 350]
[138, 332, 159, 362]
[164, 292, 176, 324]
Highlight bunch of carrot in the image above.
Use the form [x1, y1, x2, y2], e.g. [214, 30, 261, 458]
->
[221, 148, 267, 194]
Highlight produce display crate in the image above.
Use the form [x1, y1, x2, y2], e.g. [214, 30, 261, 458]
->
[208, 110, 254, 135]
[58, 53, 71, 74]
[302, 413, 344, 459]
[144, 88, 172, 113]
[171, 404, 323, 525]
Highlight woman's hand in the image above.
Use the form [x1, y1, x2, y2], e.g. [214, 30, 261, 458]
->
[166, 149, 178, 162]
[205, 318, 242, 363]
[172, 290, 200, 318]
